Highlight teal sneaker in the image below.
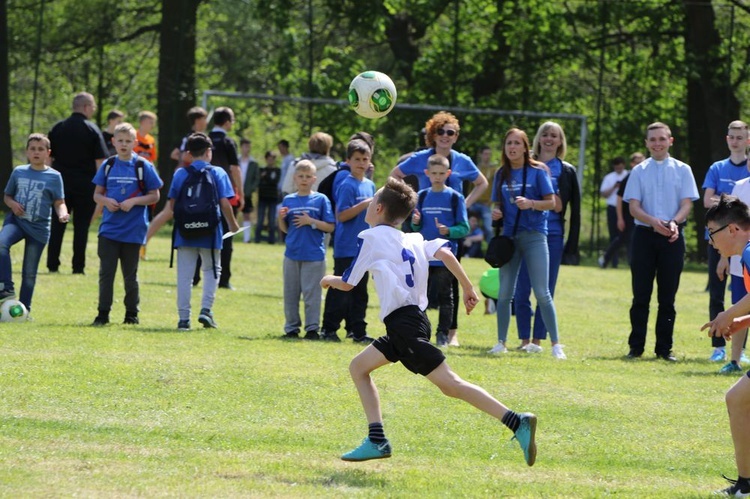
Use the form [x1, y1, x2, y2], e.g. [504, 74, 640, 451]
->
[719, 361, 743, 374]
[341, 437, 392, 462]
[511, 412, 537, 466]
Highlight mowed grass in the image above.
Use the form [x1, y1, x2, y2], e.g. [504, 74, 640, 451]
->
[0, 227, 740, 497]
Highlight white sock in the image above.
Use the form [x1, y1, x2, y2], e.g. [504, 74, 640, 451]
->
[243, 221, 252, 243]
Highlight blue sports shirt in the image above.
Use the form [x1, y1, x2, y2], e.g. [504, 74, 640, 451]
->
[333, 174, 376, 258]
[281, 192, 335, 261]
[4, 164, 65, 244]
[491, 165, 554, 236]
[93, 155, 163, 244]
[398, 148, 480, 193]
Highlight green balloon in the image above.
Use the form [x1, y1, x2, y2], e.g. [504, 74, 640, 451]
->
[479, 268, 500, 299]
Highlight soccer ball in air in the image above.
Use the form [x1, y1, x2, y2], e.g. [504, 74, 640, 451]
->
[0, 300, 28, 323]
[348, 71, 397, 119]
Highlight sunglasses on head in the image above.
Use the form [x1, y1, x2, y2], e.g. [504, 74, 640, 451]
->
[436, 128, 457, 137]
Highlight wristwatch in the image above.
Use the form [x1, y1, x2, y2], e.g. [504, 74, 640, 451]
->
[310, 222, 317, 230]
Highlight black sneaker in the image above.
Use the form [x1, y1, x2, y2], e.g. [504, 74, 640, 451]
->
[283, 331, 300, 339]
[656, 352, 678, 362]
[304, 330, 320, 340]
[320, 330, 341, 342]
[345, 330, 354, 339]
[0, 289, 16, 302]
[626, 349, 642, 359]
[92, 315, 109, 326]
[177, 320, 191, 331]
[123, 314, 139, 325]
[353, 335, 375, 344]
[198, 308, 218, 328]
[716, 475, 750, 497]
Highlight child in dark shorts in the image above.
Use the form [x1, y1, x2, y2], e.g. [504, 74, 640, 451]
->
[321, 177, 538, 466]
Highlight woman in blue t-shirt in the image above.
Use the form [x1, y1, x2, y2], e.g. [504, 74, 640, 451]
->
[514, 122, 580, 353]
[489, 128, 565, 360]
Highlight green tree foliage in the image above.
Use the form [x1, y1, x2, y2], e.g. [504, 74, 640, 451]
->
[5, 0, 750, 258]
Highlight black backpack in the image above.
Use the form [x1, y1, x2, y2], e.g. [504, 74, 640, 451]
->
[170, 165, 221, 277]
[317, 164, 349, 213]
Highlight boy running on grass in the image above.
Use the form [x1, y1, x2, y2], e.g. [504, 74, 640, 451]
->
[702, 194, 750, 497]
[321, 177, 537, 466]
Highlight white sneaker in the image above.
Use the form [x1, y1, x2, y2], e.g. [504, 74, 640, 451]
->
[523, 343, 543, 354]
[488, 342, 508, 354]
[552, 344, 567, 360]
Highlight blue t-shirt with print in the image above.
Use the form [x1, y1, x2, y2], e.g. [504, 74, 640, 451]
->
[415, 186, 468, 265]
[491, 165, 554, 235]
[168, 160, 235, 250]
[281, 191, 335, 261]
[398, 148, 480, 193]
[333, 174, 376, 258]
[93, 155, 163, 244]
[4, 164, 65, 244]
[702, 157, 750, 240]
[545, 158, 564, 236]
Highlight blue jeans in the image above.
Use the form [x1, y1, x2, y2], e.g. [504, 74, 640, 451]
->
[514, 233, 564, 340]
[496, 230, 559, 344]
[0, 219, 46, 311]
[255, 199, 278, 244]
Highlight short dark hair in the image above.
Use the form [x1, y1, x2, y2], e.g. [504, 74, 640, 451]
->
[347, 139, 371, 159]
[240, 138, 251, 146]
[213, 107, 235, 126]
[107, 109, 125, 122]
[26, 133, 50, 149]
[377, 178, 416, 225]
[277, 139, 290, 148]
[611, 157, 626, 167]
[186, 132, 213, 155]
[706, 193, 750, 230]
[349, 131, 375, 155]
[265, 150, 277, 160]
[187, 106, 208, 125]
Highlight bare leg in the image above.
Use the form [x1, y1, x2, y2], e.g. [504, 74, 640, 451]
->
[349, 345, 392, 423]
[727, 374, 750, 477]
[732, 329, 748, 364]
[448, 328, 459, 346]
[425, 361, 509, 420]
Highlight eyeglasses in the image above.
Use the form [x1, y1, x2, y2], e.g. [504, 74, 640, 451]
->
[436, 128, 457, 137]
[708, 223, 730, 243]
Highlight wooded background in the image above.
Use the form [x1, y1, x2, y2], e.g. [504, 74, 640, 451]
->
[2, 0, 750, 259]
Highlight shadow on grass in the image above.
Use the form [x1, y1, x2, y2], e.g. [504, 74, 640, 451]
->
[319, 469, 389, 489]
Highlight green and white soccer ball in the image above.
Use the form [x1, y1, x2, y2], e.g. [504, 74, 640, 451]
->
[1, 300, 28, 323]
[348, 71, 397, 119]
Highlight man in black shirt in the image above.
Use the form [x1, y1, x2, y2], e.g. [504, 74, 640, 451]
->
[47, 92, 108, 274]
[209, 107, 243, 289]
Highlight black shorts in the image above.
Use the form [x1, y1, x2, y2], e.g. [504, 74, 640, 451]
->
[373, 305, 445, 376]
[241, 196, 254, 214]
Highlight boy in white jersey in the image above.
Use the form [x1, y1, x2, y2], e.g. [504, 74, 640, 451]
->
[321, 178, 537, 465]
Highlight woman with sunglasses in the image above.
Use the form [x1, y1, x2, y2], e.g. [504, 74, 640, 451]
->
[512, 122, 580, 354]
[489, 128, 565, 359]
[390, 111, 489, 347]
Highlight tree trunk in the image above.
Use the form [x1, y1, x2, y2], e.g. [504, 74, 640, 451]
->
[0, 0, 12, 193]
[683, 0, 740, 260]
[156, 0, 200, 208]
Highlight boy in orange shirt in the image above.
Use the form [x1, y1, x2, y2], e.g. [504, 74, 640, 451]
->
[134, 111, 157, 163]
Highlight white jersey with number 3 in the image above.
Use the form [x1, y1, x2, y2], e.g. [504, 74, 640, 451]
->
[342, 225, 449, 320]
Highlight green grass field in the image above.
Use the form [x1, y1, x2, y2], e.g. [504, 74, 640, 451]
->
[0, 228, 741, 497]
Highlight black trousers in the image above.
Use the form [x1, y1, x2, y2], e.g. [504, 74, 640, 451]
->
[707, 244, 727, 348]
[97, 235, 140, 315]
[219, 210, 234, 287]
[47, 185, 96, 272]
[628, 226, 685, 356]
[321, 256, 368, 338]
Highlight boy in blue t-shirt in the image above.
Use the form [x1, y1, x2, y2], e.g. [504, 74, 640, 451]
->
[320, 139, 376, 343]
[411, 155, 469, 346]
[168, 133, 239, 331]
[278, 160, 335, 339]
[92, 123, 163, 325]
[1, 133, 69, 312]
